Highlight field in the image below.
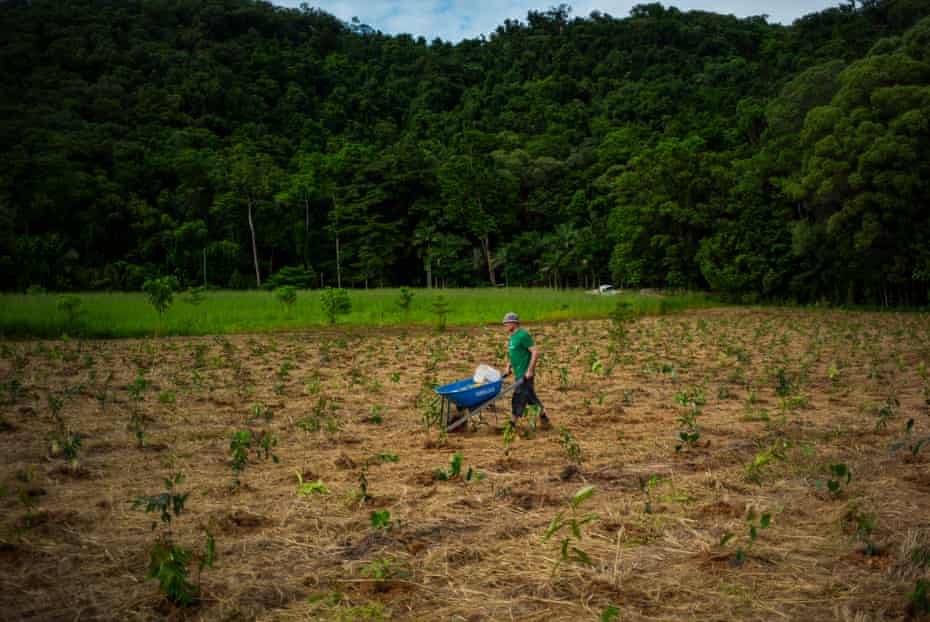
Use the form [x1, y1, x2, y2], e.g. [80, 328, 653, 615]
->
[2, 308, 930, 621]
[0, 288, 713, 339]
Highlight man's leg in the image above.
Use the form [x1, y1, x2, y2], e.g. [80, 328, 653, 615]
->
[524, 377, 550, 427]
[511, 380, 529, 425]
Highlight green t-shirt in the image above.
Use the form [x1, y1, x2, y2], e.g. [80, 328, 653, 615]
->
[508, 328, 534, 379]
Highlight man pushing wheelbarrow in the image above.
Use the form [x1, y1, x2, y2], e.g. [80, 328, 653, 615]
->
[435, 312, 552, 432]
[502, 312, 552, 430]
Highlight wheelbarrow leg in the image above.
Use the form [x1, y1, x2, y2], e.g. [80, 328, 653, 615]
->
[445, 379, 523, 433]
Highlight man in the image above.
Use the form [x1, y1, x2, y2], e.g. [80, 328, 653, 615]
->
[502, 312, 551, 429]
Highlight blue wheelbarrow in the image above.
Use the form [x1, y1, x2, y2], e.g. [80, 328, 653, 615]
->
[435, 375, 523, 432]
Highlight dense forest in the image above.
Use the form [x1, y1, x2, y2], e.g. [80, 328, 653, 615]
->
[2, 0, 930, 304]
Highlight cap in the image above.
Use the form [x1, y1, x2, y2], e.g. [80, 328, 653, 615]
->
[502, 312, 520, 324]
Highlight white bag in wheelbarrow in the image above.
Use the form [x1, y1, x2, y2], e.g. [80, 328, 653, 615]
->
[473, 364, 502, 384]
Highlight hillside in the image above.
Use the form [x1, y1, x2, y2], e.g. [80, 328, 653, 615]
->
[1, 0, 929, 304]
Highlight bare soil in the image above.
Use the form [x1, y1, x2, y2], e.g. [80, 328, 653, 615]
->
[2, 309, 930, 621]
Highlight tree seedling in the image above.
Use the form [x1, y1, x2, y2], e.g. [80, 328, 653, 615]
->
[294, 470, 329, 496]
[558, 428, 583, 465]
[229, 429, 279, 487]
[417, 383, 442, 433]
[675, 403, 701, 453]
[638, 475, 660, 514]
[817, 463, 851, 497]
[142, 276, 179, 333]
[370, 509, 394, 531]
[132, 474, 214, 606]
[842, 502, 877, 556]
[128, 411, 146, 448]
[542, 485, 599, 575]
[431, 295, 449, 332]
[355, 466, 370, 504]
[373, 451, 399, 464]
[367, 405, 386, 424]
[910, 579, 930, 617]
[720, 509, 771, 564]
[773, 367, 793, 397]
[434, 452, 484, 481]
[675, 385, 706, 407]
[297, 396, 341, 434]
[274, 286, 298, 316]
[320, 288, 351, 324]
[745, 440, 789, 484]
[892, 418, 930, 457]
[47, 394, 82, 471]
[502, 422, 516, 459]
[875, 394, 899, 431]
[360, 557, 398, 582]
[127, 372, 148, 401]
[56, 295, 84, 333]
[395, 287, 415, 317]
[250, 403, 274, 423]
[608, 300, 634, 344]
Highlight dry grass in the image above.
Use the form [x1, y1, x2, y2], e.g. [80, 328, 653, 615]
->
[1, 308, 930, 621]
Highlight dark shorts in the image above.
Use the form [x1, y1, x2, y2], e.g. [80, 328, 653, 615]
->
[512, 376, 543, 418]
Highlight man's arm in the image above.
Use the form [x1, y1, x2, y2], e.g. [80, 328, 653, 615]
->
[526, 345, 540, 379]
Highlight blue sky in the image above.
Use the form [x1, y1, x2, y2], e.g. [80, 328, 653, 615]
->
[274, 1, 842, 41]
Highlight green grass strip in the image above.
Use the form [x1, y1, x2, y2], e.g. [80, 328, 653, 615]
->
[0, 288, 717, 339]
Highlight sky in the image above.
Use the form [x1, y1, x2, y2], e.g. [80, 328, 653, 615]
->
[274, 1, 842, 42]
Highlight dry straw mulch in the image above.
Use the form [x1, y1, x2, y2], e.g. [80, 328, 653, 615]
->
[1, 309, 930, 621]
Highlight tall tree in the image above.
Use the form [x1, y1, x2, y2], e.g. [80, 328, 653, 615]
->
[223, 141, 283, 288]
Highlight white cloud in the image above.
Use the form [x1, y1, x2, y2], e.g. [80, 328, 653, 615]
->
[275, 1, 842, 41]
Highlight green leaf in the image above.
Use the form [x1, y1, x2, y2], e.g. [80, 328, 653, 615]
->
[201, 529, 216, 570]
[571, 485, 595, 509]
[571, 546, 593, 566]
[450, 452, 463, 476]
[370, 510, 391, 530]
[307, 591, 343, 606]
[760, 513, 771, 529]
[601, 605, 621, 622]
[719, 532, 734, 546]
[298, 480, 330, 496]
[543, 512, 564, 540]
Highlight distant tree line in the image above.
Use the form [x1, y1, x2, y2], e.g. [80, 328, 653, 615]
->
[1, 0, 929, 305]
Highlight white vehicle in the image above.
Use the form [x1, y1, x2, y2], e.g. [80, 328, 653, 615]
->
[598, 284, 617, 295]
